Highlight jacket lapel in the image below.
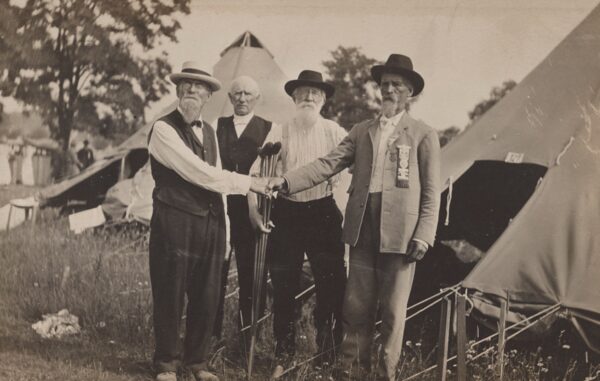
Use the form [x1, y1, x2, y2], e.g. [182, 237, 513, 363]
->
[367, 117, 380, 147]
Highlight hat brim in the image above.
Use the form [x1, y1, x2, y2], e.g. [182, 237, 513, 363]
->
[371, 66, 424, 96]
[169, 73, 222, 92]
[284, 80, 335, 98]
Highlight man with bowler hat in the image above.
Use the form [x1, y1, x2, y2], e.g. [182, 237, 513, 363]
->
[249, 70, 347, 375]
[268, 55, 441, 380]
[147, 61, 270, 381]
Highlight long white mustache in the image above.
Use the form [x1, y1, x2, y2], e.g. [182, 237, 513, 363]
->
[294, 101, 321, 127]
[180, 96, 203, 122]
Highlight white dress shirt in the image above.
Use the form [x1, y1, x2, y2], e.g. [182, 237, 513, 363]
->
[369, 111, 405, 193]
[148, 110, 251, 195]
[233, 112, 254, 138]
[250, 117, 347, 202]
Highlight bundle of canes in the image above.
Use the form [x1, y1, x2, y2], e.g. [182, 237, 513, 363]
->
[248, 141, 282, 379]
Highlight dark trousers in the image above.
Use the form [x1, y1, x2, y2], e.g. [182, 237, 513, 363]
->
[268, 196, 346, 359]
[214, 234, 268, 338]
[149, 201, 226, 373]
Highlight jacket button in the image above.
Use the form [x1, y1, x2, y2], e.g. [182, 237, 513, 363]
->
[209, 203, 213, 208]
[360, 203, 365, 207]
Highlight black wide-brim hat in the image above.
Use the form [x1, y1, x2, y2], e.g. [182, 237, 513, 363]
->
[284, 70, 335, 98]
[371, 54, 424, 96]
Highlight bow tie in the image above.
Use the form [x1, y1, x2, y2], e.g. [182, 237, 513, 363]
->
[190, 120, 202, 128]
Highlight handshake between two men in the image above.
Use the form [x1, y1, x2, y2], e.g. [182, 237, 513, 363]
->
[248, 176, 286, 197]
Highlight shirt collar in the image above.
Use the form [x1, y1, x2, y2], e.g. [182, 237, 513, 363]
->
[233, 112, 254, 125]
[380, 110, 405, 128]
[177, 106, 203, 127]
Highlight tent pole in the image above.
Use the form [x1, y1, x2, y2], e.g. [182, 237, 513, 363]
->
[456, 293, 467, 381]
[497, 298, 508, 381]
[436, 297, 452, 381]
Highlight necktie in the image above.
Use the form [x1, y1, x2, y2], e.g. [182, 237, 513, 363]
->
[191, 120, 202, 128]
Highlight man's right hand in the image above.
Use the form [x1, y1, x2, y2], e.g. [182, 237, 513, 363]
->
[250, 177, 271, 196]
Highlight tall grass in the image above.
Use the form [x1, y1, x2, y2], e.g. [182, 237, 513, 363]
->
[0, 196, 598, 380]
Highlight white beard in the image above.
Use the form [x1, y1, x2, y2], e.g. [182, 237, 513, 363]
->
[294, 101, 322, 128]
[381, 99, 401, 118]
[179, 97, 203, 123]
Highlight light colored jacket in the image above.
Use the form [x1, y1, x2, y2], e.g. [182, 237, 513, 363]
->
[284, 112, 441, 254]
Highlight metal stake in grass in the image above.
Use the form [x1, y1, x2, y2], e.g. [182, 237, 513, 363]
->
[248, 141, 281, 380]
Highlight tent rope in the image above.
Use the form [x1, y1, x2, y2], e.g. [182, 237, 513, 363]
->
[555, 136, 575, 165]
[400, 303, 561, 381]
[444, 176, 454, 226]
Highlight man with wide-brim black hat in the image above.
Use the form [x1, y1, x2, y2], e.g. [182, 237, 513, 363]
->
[248, 70, 347, 375]
[147, 61, 271, 381]
[269, 54, 441, 380]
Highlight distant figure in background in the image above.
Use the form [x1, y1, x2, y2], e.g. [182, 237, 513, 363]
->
[66, 141, 82, 177]
[214, 75, 272, 346]
[77, 139, 95, 169]
[8, 144, 24, 184]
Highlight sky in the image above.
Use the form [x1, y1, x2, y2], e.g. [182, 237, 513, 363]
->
[3, 0, 599, 131]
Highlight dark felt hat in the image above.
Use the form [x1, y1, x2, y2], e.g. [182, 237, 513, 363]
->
[284, 70, 335, 98]
[371, 54, 424, 96]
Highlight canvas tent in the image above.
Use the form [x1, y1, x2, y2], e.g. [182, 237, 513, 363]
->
[39, 31, 296, 215]
[430, 4, 600, 351]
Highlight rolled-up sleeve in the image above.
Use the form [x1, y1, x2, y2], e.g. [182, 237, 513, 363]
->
[148, 121, 251, 195]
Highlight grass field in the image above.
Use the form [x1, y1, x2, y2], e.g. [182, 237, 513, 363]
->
[0, 185, 598, 381]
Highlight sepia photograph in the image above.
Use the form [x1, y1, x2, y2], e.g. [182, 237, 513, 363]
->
[0, 0, 599, 380]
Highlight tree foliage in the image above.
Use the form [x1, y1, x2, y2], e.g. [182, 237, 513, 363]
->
[467, 80, 517, 124]
[438, 126, 460, 147]
[0, 0, 190, 150]
[438, 79, 517, 147]
[321, 46, 381, 130]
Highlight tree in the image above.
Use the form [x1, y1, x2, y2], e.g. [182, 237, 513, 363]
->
[321, 46, 381, 130]
[0, 0, 190, 151]
[467, 80, 517, 125]
[438, 126, 460, 147]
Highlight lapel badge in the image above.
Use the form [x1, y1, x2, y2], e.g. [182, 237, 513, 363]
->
[396, 144, 410, 188]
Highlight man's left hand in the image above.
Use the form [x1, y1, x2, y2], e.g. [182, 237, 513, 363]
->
[406, 240, 428, 263]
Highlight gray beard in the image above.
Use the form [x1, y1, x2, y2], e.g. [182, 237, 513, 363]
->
[179, 98, 203, 123]
[381, 100, 403, 118]
[294, 105, 320, 128]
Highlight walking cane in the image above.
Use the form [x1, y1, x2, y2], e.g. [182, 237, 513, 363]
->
[248, 141, 282, 379]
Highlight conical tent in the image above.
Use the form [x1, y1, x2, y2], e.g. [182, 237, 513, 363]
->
[433, 4, 600, 350]
[103, 31, 296, 222]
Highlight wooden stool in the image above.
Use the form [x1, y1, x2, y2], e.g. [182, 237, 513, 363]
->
[6, 197, 39, 232]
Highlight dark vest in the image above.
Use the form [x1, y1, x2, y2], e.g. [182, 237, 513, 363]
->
[149, 109, 223, 217]
[217, 115, 272, 242]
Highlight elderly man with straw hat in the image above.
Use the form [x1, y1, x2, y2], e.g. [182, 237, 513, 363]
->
[249, 70, 348, 375]
[147, 61, 270, 381]
[269, 54, 441, 380]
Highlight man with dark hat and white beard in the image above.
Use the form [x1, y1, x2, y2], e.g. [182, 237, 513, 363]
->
[268, 54, 441, 380]
[248, 70, 347, 376]
[147, 61, 270, 381]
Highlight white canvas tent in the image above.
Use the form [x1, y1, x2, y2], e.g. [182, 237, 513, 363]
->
[432, 3, 600, 351]
[102, 31, 299, 222]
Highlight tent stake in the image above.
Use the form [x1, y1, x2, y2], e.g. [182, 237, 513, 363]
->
[456, 294, 467, 381]
[497, 298, 508, 381]
[436, 297, 452, 381]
